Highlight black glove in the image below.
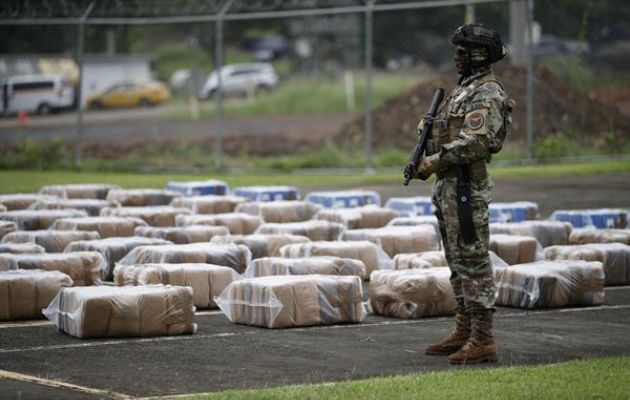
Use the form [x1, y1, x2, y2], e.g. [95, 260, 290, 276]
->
[403, 162, 416, 181]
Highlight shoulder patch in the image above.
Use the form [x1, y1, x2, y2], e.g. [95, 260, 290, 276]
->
[468, 113, 485, 129]
[464, 108, 489, 134]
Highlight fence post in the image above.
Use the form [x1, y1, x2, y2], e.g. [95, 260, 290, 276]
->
[214, 0, 235, 170]
[525, 0, 534, 162]
[364, 0, 375, 172]
[74, 2, 95, 170]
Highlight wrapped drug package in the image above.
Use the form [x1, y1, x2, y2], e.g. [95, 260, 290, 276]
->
[176, 213, 263, 235]
[29, 198, 119, 216]
[235, 201, 321, 223]
[2, 230, 100, 253]
[101, 206, 191, 227]
[545, 243, 630, 286]
[216, 275, 364, 328]
[315, 205, 399, 229]
[393, 251, 508, 270]
[105, 189, 181, 207]
[43, 285, 197, 338]
[0, 194, 57, 211]
[166, 180, 228, 196]
[0, 252, 106, 286]
[210, 234, 310, 259]
[489, 234, 542, 265]
[134, 225, 229, 244]
[569, 228, 630, 246]
[245, 256, 366, 278]
[279, 240, 393, 279]
[232, 186, 299, 202]
[0, 221, 18, 240]
[119, 243, 251, 274]
[65, 237, 172, 281]
[0, 243, 46, 254]
[369, 268, 456, 318]
[551, 208, 628, 229]
[39, 183, 120, 200]
[384, 196, 434, 217]
[305, 190, 381, 208]
[0, 269, 74, 321]
[50, 216, 147, 238]
[255, 220, 345, 241]
[170, 195, 249, 214]
[0, 209, 88, 230]
[490, 221, 572, 247]
[341, 225, 441, 258]
[494, 260, 604, 309]
[387, 215, 440, 233]
[113, 263, 239, 309]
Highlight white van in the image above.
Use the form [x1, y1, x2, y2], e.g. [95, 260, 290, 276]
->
[198, 63, 279, 99]
[1, 74, 74, 116]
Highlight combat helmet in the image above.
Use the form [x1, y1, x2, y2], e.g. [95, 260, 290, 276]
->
[451, 23, 509, 63]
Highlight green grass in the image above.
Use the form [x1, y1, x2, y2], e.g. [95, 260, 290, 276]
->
[1, 160, 628, 194]
[166, 357, 630, 400]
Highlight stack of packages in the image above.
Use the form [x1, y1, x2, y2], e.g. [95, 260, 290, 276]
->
[569, 228, 630, 245]
[550, 208, 628, 229]
[119, 243, 252, 274]
[43, 285, 197, 338]
[39, 184, 120, 199]
[245, 256, 366, 278]
[387, 215, 440, 231]
[0, 243, 46, 254]
[489, 234, 541, 265]
[101, 206, 191, 227]
[279, 241, 393, 279]
[114, 263, 239, 309]
[28, 198, 119, 216]
[170, 195, 249, 214]
[341, 225, 441, 258]
[235, 201, 321, 223]
[0, 209, 88, 230]
[0, 221, 17, 239]
[210, 234, 310, 259]
[369, 268, 456, 318]
[255, 220, 345, 241]
[394, 250, 509, 270]
[0, 194, 57, 210]
[65, 237, 172, 281]
[134, 225, 230, 244]
[315, 205, 399, 229]
[50, 216, 147, 238]
[2, 230, 100, 253]
[176, 213, 263, 235]
[105, 189, 181, 206]
[216, 275, 364, 328]
[545, 243, 630, 286]
[490, 221, 572, 247]
[0, 270, 73, 320]
[0, 252, 106, 286]
[494, 260, 605, 309]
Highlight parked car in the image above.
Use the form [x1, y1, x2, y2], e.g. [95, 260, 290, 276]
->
[86, 80, 170, 109]
[198, 63, 279, 100]
[1, 74, 74, 116]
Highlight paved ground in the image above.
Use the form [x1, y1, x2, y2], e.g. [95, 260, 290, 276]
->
[1, 286, 629, 400]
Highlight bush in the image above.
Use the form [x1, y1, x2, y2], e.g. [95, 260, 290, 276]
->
[1, 137, 69, 170]
[533, 135, 576, 159]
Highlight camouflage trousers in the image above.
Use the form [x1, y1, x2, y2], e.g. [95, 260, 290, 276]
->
[432, 176, 496, 313]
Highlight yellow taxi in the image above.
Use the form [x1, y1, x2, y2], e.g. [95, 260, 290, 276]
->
[86, 80, 170, 109]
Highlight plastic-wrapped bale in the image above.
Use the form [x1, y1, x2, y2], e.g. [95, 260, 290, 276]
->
[0, 194, 58, 211]
[65, 237, 172, 281]
[166, 180, 229, 196]
[176, 213, 263, 235]
[50, 216, 147, 238]
[39, 184, 120, 200]
[387, 215, 439, 231]
[170, 195, 250, 214]
[255, 220, 345, 241]
[119, 243, 252, 274]
[489, 201, 539, 223]
[305, 190, 381, 208]
[279, 240, 393, 279]
[245, 256, 366, 278]
[0, 243, 46, 254]
[315, 205, 399, 229]
[216, 275, 364, 328]
[210, 234, 311, 259]
[2, 230, 100, 253]
[113, 263, 239, 309]
[28, 198, 119, 216]
[384, 196, 434, 217]
[101, 206, 191, 227]
[545, 243, 630, 286]
[489, 234, 541, 265]
[490, 221, 572, 247]
[232, 186, 299, 202]
[494, 260, 604, 309]
[134, 225, 229, 244]
[105, 189, 181, 207]
[369, 268, 456, 318]
[394, 250, 508, 270]
[0, 204, 5, 212]
[1, 270, 74, 321]
[550, 209, 628, 229]
[341, 225, 441, 258]
[569, 228, 630, 246]
[43, 285, 197, 338]
[235, 201, 321, 223]
[0, 252, 105, 286]
[0, 209, 88, 230]
[0, 221, 17, 240]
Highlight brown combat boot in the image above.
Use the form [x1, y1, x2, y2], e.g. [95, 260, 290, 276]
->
[448, 310, 498, 364]
[425, 302, 470, 355]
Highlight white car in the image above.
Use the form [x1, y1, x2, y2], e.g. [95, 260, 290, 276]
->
[198, 63, 278, 99]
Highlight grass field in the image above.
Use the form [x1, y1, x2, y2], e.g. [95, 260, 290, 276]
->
[178, 357, 630, 400]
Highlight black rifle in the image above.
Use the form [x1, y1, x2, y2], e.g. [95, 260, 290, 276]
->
[403, 88, 445, 186]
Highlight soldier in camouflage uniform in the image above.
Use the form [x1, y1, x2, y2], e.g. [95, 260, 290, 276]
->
[405, 23, 514, 364]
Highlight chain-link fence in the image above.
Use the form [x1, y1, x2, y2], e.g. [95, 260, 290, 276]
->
[1, 0, 628, 172]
